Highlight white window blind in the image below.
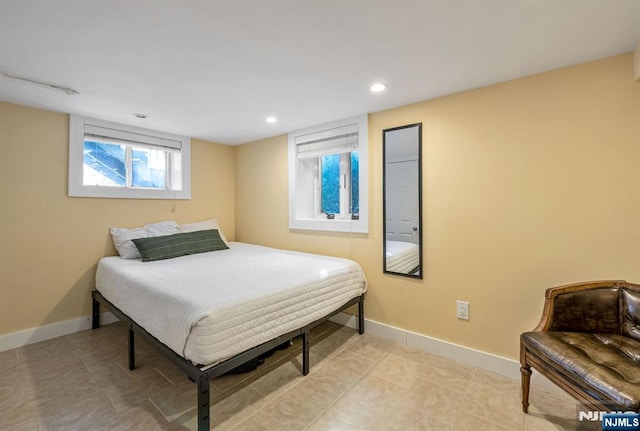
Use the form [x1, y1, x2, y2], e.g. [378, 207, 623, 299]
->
[84, 124, 182, 150]
[296, 133, 358, 159]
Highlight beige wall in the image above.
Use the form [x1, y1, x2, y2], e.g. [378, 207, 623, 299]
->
[3, 53, 639, 358]
[235, 53, 640, 359]
[0, 102, 235, 335]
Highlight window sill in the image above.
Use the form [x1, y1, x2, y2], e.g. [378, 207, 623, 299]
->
[68, 185, 190, 200]
[289, 217, 368, 234]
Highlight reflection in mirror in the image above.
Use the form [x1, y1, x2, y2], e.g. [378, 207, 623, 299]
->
[383, 123, 422, 278]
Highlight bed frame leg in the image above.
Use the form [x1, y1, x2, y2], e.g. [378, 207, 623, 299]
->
[358, 297, 365, 335]
[302, 331, 310, 376]
[92, 295, 100, 330]
[128, 326, 136, 371]
[197, 374, 211, 431]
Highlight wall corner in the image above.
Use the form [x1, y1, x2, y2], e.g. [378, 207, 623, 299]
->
[634, 42, 640, 82]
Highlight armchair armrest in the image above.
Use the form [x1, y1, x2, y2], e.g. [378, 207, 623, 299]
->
[532, 280, 624, 333]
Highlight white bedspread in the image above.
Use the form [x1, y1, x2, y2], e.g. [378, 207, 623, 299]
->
[386, 240, 420, 273]
[96, 242, 367, 365]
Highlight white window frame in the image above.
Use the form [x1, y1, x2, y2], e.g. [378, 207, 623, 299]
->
[68, 115, 191, 199]
[288, 115, 368, 233]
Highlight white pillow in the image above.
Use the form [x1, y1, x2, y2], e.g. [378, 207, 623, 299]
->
[178, 218, 229, 246]
[110, 220, 179, 259]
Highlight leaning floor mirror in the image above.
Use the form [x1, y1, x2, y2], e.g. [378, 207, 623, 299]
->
[383, 123, 423, 278]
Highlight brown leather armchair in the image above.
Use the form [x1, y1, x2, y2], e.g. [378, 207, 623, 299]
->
[520, 280, 640, 413]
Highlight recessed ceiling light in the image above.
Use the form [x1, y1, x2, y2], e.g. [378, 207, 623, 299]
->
[370, 83, 387, 93]
[265, 116, 277, 123]
[133, 113, 148, 119]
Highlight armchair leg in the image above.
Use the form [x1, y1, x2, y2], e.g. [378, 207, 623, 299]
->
[520, 364, 532, 413]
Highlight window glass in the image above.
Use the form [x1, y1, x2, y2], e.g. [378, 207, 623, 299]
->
[131, 146, 168, 189]
[351, 151, 359, 216]
[83, 140, 126, 187]
[321, 153, 340, 215]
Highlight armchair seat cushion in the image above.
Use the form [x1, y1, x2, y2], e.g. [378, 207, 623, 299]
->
[522, 331, 640, 410]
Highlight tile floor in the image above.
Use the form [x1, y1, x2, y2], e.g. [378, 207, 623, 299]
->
[0, 321, 579, 430]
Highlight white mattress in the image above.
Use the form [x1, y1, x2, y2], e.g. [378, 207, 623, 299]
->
[96, 242, 367, 366]
[386, 240, 420, 273]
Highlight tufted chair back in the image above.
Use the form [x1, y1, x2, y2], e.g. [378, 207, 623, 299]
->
[622, 288, 640, 341]
[541, 281, 640, 339]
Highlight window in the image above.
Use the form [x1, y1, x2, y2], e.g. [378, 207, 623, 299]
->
[288, 115, 368, 233]
[69, 115, 190, 199]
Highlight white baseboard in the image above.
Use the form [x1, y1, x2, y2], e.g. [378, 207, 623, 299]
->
[330, 312, 562, 394]
[0, 312, 119, 352]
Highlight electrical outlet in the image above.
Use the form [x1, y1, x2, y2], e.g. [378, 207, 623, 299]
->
[456, 300, 470, 320]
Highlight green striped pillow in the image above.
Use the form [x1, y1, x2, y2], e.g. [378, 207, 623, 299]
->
[132, 229, 228, 262]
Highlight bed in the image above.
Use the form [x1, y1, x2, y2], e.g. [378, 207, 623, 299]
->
[92, 241, 367, 431]
[385, 240, 420, 274]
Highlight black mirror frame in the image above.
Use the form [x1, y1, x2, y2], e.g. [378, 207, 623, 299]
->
[382, 123, 423, 279]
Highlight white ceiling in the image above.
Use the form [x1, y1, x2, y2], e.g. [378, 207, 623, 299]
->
[1, 0, 639, 145]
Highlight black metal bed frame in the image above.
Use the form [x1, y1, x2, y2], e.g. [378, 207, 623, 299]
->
[92, 290, 365, 431]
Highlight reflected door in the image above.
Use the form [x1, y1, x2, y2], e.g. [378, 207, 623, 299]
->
[385, 160, 419, 244]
